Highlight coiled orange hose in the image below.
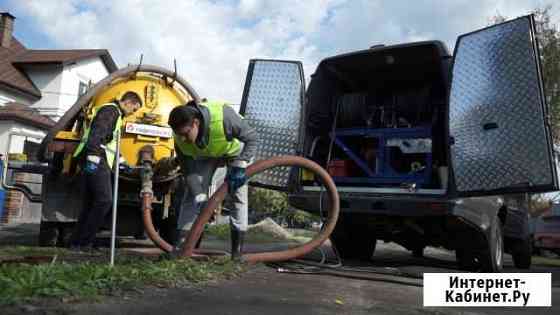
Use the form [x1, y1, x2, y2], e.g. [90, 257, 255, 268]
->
[143, 155, 339, 264]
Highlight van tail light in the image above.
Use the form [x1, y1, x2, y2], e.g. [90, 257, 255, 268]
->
[428, 203, 447, 212]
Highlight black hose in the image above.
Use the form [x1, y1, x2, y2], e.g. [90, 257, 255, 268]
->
[272, 263, 423, 288]
[267, 238, 425, 283]
[273, 257, 424, 280]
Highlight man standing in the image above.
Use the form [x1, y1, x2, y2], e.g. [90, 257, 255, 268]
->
[164, 99, 257, 260]
[70, 92, 142, 250]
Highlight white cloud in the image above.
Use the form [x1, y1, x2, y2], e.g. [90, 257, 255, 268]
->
[6, 0, 558, 103]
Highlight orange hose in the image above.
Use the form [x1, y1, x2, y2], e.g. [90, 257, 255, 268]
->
[142, 155, 339, 264]
[181, 156, 339, 264]
[142, 193, 174, 253]
[141, 191, 227, 257]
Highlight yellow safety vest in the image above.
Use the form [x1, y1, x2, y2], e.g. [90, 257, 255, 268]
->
[174, 100, 241, 159]
[73, 103, 123, 169]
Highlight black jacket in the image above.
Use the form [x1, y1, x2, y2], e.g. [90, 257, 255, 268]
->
[85, 105, 121, 157]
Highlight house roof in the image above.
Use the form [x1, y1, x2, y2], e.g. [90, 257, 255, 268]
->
[0, 102, 55, 130]
[0, 37, 41, 98]
[12, 49, 118, 72]
[0, 36, 118, 99]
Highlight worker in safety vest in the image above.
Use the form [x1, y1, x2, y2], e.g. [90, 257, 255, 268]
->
[70, 91, 142, 250]
[161, 99, 257, 260]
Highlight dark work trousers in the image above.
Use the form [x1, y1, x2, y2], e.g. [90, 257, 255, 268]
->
[72, 158, 113, 247]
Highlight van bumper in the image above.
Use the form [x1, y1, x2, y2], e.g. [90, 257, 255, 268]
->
[288, 191, 496, 233]
[289, 191, 453, 217]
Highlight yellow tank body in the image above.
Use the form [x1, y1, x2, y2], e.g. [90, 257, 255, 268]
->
[88, 75, 190, 165]
[37, 65, 200, 245]
[55, 73, 193, 172]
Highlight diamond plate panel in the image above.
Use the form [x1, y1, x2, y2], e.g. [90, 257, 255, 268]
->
[241, 60, 304, 188]
[450, 17, 553, 193]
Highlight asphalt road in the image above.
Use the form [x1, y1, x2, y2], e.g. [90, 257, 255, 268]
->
[55, 241, 560, 315]
[1, 223, 559, 314]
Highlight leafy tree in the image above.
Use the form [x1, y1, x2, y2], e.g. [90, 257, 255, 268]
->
[491, 6, 560, 141]
[248, 187, 317, 227]
[529, 195, 552, 217]
[248, 187, 289, 218]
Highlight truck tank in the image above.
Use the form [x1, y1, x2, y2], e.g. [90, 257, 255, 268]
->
[35, 65, 200, 246]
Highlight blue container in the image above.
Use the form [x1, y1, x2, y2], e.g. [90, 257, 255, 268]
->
[0, 159, 5, 221]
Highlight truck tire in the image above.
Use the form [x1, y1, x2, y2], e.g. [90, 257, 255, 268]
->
[159, 215, 178, 246]
[330, 222, 376, 261]
[412, 246, 425, 258]
[479, 217, 504, 272]
[38, 221, 59, 247]
[57, 223, 76, 247]
[511, 237, 532, 269]
[456, 249, 477, 271]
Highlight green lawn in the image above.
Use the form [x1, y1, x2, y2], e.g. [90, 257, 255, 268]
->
[204, 224, 315, 244]
[0, 246, 244, 305]
[532, 255, 560, 267]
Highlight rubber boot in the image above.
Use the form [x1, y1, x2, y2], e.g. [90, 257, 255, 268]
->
[231, 229, 245, 261]
[175, 229, 187, 248]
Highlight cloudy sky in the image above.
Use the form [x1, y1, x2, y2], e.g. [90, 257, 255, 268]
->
[2, 0, 559, 103]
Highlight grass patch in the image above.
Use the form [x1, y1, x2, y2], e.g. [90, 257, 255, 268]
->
[0, 246, 66, 258]
[205, 224, 280, 242]
[204, 224, 230, 240]
[204, 224, 314, 244]
[246, 230, 287, 243]
[288, 229, 315, 243]
[0, 248, 244, 305]
[532, 256, 560, 267]
[290, 229, 316, 238]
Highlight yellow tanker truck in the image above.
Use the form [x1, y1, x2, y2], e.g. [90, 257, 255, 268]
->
[33, 65, 200, 246]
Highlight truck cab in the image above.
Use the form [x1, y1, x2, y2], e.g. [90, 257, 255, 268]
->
[239, 15, 558, 272]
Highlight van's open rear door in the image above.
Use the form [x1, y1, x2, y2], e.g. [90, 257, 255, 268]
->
[450, 15, 558, 197]
[239, 60, 306, 191]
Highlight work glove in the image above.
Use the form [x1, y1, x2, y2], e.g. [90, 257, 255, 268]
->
[226, 165, 248, 194]
[118, 156, 133, 173]
[119, 162, 134, 173]
[84, 155, 101, 174]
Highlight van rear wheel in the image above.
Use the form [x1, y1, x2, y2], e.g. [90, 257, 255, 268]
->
[479, 217, 504, 272]
[412, 246, 425, 258]
[456, 249, 477, 271]
[330, 221, 376, 261]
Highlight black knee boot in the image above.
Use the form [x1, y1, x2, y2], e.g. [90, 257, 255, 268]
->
[231, 229, 245, 261]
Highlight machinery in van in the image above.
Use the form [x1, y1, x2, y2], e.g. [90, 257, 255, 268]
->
[238, 15, 558, 271]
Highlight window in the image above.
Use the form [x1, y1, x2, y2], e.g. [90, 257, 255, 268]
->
[78, 81, 88, 96]
[23, 140, 40, 162]
[7, 135, 42, 157]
